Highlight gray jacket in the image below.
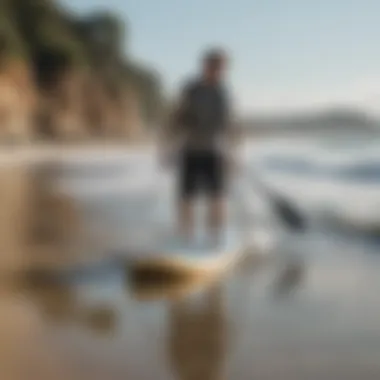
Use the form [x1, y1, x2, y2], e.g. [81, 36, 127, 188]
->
[176, 78, 232, 148]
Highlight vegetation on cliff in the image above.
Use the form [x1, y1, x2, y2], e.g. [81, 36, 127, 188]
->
[0, 0, 163, 141]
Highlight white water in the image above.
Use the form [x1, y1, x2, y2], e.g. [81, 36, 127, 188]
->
[242, 137, 380, 230]
[32, 137, 378, 234]
[3, 137, 379, 236]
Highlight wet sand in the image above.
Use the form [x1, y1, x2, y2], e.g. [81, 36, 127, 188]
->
[0, 159, 380, 380]
[2, 243, 380, 380]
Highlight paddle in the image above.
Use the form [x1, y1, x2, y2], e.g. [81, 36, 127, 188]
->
[159, 146, 307, 232]
[250, 176, 307, 232]
[231, 154, 307, 232]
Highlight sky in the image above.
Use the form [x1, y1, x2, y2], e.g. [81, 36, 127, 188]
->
[63, 0, 380, 116]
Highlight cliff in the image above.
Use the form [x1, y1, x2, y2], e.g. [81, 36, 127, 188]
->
[0, 0, 163, 143]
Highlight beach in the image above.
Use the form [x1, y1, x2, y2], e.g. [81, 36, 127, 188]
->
[0, 138, 380, 379]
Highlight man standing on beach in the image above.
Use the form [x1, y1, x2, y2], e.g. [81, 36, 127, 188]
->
[161, 48, 236, 242]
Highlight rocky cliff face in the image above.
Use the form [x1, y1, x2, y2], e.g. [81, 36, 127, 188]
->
[0, 0, 163, 143]
[0, 60, 36, 142]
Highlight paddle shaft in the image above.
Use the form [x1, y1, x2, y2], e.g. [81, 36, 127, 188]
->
[235, 164, 307, 232]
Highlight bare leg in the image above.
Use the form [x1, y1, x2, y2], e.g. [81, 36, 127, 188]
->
[178, 198, 195, 239]
[207, 196, 226, 238]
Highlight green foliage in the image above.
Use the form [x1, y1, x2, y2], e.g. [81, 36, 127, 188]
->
[0, 2, 25, 60]
[79, 11, 126, 58]
[122, 62, 164, 122]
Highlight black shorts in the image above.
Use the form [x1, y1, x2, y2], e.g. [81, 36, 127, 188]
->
[178, 148, 226, 199]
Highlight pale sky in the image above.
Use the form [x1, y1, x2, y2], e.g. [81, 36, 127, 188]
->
[63, 0, 380, 116]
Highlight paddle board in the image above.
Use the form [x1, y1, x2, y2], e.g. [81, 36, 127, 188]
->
[113, 169, 248, 277]
[129, 270, 219, 301]
[128, 222, 246, 277]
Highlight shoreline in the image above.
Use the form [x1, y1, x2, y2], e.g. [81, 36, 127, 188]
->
[0, 141, 157, 167]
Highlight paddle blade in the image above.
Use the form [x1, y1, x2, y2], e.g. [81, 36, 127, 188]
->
[272, 196, 306, 231]
[242, 173, 307, 232]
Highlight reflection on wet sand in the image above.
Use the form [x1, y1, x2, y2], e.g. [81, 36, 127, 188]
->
[169, 283, 226, 380]
[29, 281, 78, 323]
[0, 165, 32, 276]
[272, 259, 305, 297]
[81, 306, 116, 334]
[0, 286, 78, 380]
[0, 161, 89, 280]
[28, 163, 80, 248]
[27, 162, 91, 269]
[25, 280, 117, 335]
